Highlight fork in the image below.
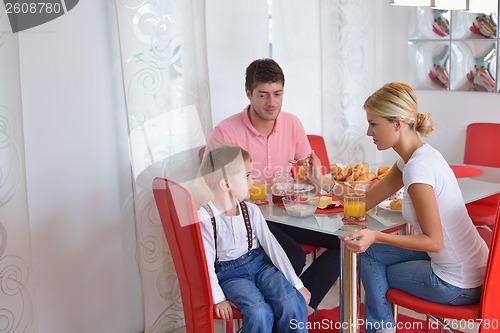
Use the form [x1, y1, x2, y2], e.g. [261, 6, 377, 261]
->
[288, 156, 309, 164]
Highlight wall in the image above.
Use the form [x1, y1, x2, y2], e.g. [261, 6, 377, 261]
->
[19, 1, 143, 332]
[376, 3, 500, 165]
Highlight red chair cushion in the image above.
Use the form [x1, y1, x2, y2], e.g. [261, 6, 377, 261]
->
[386, 288, 480, 321]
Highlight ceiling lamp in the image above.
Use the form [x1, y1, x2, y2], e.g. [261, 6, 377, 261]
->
[431, 0, 467, 10]
[465, 0, 498, 13]
[390, 0, 431, 5]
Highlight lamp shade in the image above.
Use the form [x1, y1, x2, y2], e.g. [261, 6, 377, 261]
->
[390, 0, 431, 5]
[431, 0, 467, 9]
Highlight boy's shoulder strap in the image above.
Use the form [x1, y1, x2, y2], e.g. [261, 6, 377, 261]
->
[239, 201, 253, 251]
[202, 201, 254, 262]
[202, 203, 218, 262]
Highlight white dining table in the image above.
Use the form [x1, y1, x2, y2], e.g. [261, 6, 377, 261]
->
[259, 163, 500, 333]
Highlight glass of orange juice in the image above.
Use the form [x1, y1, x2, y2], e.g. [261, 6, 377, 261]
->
[249, 183, 267, 205]
[343, 193, 366, 222]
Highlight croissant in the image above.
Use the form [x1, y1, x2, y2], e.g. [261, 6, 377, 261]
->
[354, 162, 369, 174]
[336, 165, 353, 181]
[356, 172, 376, 181]
[330, 164, 342, 178]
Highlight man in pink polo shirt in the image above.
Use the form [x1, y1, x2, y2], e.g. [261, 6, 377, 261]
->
[205, 58, 340, 310]
[205, 81, 310, 182]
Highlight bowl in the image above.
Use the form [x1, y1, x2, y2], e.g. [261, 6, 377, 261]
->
[282, 195, 320, 217]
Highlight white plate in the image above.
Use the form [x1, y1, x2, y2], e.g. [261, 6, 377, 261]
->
[293, 184, 314, 193]
[377, 200, 402, 212]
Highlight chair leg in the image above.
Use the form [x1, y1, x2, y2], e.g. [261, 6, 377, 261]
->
[428, 315, 455, 333]
[393, 304, 398, 332]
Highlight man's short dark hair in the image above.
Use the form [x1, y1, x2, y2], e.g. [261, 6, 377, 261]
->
[245, 58, 285, 93]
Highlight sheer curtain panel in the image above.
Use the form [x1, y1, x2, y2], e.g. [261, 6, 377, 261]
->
[115, 0, 211, 332]
[0, 12, 38, 333]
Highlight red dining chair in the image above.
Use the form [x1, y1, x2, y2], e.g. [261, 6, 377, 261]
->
[291, 134, 331, 178]
[152, 177, 243, 333]
[463, 123, 500, 229]
[307, 134, 330, 175]
[387, 205, 500, 333]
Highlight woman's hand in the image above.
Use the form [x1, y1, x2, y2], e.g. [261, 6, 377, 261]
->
[214, 300, 236, 320]
[339, 229, 377, 253]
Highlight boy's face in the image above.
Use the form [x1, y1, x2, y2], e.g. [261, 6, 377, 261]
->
[226, 158, 253, 201]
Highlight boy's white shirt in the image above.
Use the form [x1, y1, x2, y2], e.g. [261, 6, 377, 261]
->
[198, 200, 304, 304]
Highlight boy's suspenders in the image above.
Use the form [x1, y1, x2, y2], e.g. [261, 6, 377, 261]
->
[202, 201, 253, 262]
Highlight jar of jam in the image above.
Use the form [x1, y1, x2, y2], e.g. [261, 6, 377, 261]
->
[271, 172, 294, 207]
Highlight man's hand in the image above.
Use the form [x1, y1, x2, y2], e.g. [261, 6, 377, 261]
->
[214, 300, 236, 320]
[307, 150, 326, 186]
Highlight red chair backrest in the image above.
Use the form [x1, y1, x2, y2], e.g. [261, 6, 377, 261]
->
[307, 135, 330, 175]
[464, 123, 500, 168]
[152, 177, 215, 333]
[479, 205, 500, 333]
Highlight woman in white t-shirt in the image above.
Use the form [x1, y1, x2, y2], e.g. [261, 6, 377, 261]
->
[308, 82, 488, 333]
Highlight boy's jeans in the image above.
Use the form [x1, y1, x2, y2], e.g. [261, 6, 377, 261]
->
[216, 248, 308, 333]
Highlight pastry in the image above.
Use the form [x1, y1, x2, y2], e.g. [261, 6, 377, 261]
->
[330, 164, 342, 178]
[356, 172, 376, 181]
[296, 165, 307, 181]
[389, 198, 402, 211]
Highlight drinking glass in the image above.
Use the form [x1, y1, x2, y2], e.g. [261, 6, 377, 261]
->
[343, 193, 366, 222]
[249, 183, 267, 205]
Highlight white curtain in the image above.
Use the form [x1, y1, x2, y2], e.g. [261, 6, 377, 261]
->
[272, 0, 377, 166]
[115, 0, 211, 332]
[318, 0, 377, 166]
[0, 12, 38, 333]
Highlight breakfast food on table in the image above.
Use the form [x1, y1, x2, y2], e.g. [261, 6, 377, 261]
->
[377, 166, 390, 180]
[355, 171, 377, 181]
[295, 165, 307, 181]
[317, 196, 333, 209]
[389, 198, 403, 211]
[329, 162, 377, 182]
[329, 164, 343, 177]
